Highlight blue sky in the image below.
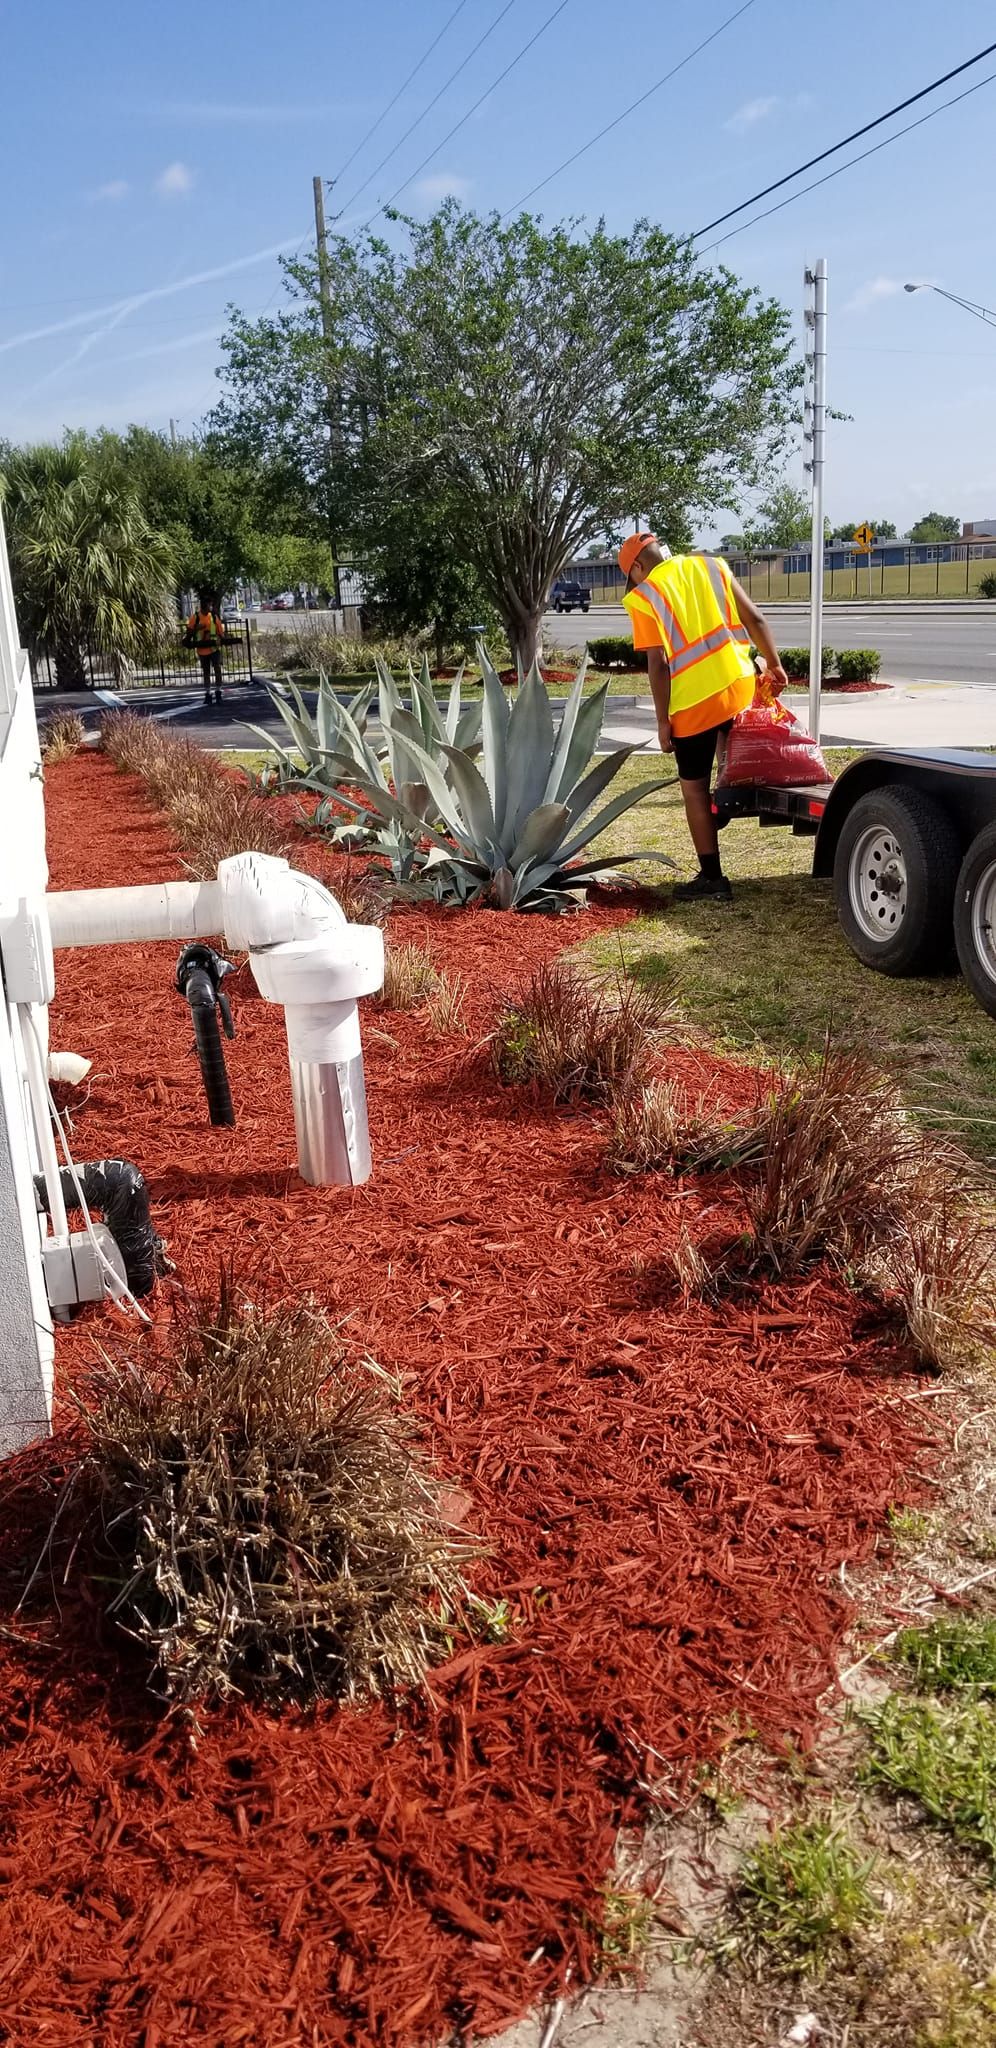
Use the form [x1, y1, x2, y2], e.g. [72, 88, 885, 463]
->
[2, 1, 994, 538]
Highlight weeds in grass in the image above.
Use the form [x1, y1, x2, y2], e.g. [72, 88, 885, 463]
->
[40, 710, 86, 761]
[732, 1818, 880, 1972]
[492, 960, 676, 1105]
[887, 1504, 935, 1552]
[607, 1076, 766, 1177]
[380, 942, 440, 1011]
[862, 1694, 996, 1866]
[77, 1281, 470, 1704]
[894, 1615, 996, 1696]
[598, 1883, 655, 1976]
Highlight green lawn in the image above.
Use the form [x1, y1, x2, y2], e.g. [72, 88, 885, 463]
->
[582, 752, 996, 1163]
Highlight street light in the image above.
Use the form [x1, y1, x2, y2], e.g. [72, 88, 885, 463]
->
[904, 282, 996, 329]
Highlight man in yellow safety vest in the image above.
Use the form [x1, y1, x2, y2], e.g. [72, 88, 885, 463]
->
[620, 533, 788, 902]
[185, 591, 226, 708]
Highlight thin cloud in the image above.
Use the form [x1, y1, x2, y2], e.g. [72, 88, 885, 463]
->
[90, 179, 129, 202]
[725, 90, 812, 133]
[414, 171, 471, 203]
[0, 239, 301, 356]
[843, 277, 907, 314]
[726, 95, 779, 133]
[156, 161, 195, 198]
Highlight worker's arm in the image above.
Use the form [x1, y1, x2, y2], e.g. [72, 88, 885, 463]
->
[646, 646, 673, 753]
[730, 579, 788, 690]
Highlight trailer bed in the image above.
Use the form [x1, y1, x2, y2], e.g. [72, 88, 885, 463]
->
[713, 780, 833, 835]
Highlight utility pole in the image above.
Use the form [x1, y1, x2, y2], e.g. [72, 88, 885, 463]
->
[313, 175, 342, 610]
[803, 258, 828, 744]
[169, 418, 177, 447]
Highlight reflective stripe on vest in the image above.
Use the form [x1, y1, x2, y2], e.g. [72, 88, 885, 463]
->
[627, 555, 753, 719]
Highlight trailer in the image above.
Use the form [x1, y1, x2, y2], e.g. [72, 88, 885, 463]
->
[713, 749, 996, 1018]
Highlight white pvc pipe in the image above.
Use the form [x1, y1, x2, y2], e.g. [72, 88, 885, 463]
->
[18, 1005, 69, 1243]
[47, 880, 224, 950]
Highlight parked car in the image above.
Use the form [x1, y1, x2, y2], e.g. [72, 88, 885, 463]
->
[550, 579, 590, 614]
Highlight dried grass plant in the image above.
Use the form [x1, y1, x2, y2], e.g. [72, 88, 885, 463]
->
[80, 1284, 470, 1704]
[492, 960, 677, 1105]
[380, 941, 441, 1011]
[608, 1077, 767, 1177]
[40, 710, 86, 761]
[425, 970, 468, 1036]
[101, 712, 287, 874]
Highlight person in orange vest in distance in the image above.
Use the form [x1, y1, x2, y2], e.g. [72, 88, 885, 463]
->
[186, 591, 225, 708]
[619, 534, 788, 902]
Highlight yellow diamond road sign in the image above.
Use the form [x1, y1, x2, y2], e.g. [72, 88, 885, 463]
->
[853, 522, 875, 551]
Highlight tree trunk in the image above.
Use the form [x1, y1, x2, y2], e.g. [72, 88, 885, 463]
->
[434, 621, 445, 675]
[54, 639, 87, 690]
[506, 609, 542, 674]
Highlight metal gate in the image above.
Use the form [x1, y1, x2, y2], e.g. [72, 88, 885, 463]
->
[32, 622, 254, 692]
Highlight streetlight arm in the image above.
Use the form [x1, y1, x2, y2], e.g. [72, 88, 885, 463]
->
[904, 281, 996, 328]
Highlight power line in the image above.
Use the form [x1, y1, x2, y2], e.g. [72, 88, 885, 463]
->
[694, 36, 996, 238]
[707, 67, 996, 249]
[331, 0, 473, 186]
[501, 0, 758, 218]
[338, 0, 520, 216]
[364, 0, 574, 227]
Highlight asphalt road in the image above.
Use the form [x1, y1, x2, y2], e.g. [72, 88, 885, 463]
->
[544, 602, 996, 686]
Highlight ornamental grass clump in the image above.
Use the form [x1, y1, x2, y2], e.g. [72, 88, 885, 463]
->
[607, 1076, 767, 1177]
[80, 1286, 469, 1704]
[170, 780, 289, 878]
[40, 710, 86, 761]
[492, 960, 676, 1104]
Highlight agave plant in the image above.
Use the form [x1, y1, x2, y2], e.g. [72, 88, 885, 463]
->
[248, 657, 485, 873]
[341, 645, 672, 913]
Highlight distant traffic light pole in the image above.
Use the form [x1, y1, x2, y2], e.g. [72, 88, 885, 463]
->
[804, 259, 828, 743]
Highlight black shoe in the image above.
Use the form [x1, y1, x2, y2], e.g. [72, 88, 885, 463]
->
[673, 871, 733, 903]
[203, 695, 211, 708]
[213, 694, 222, 706]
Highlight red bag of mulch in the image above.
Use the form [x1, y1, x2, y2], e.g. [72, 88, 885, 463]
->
[715, 673, 829, 787]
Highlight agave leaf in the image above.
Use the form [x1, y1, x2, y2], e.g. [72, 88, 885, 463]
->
[440, 744, 499, 855]
[562, 746, 639, 829]
[316, 675, 337, 756]
[552, 679, 613, 803]
[333, 776, 454, 854]
[503, 665, 555, 841]
[265, 686, 318, 763]
[244, 723, 301, 774]
[346, 680, 376, 734]
[376, 658, 405, 733]
[381, 732, 477, 854]
[411, 655, 446, 747]
[444, 662, 466, 743]
[508, 802, 571, 871]
[478, 642, 510, 829]
[542, 653, 590, 803]
[399, 780, 432, 820]
[556, 777, 672, 864]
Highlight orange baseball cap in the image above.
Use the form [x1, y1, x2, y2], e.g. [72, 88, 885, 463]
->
[618, 531, 657, 579]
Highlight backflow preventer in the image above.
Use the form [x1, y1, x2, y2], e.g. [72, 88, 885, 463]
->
[43, 853, 385, 1188]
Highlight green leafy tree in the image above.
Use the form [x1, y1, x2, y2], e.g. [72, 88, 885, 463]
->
[360, 498, 496, 668]
[214, 204, 798, 667]
[104, 427, 262, 597]
[1, 435, 176, 686]
[909, 511, 960, 543]
[829, 518, 897, 543]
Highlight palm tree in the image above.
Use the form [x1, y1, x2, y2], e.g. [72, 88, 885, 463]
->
[0, 434, 177, 687]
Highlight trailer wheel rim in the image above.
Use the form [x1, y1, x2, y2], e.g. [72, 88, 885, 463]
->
[849, 826, 908, 943]
[969, 860, 996, 988]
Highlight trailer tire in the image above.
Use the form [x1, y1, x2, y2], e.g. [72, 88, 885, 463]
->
[954, 823, 996, 1018]
[833, 786, 960, 976]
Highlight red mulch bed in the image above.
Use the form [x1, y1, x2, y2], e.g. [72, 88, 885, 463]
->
[0, 752, 930, 2046]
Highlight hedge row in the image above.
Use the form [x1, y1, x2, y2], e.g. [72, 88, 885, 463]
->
[588, 636, 881, 684]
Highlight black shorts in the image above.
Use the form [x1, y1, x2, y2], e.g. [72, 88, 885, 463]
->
[672, 718, 733, 783]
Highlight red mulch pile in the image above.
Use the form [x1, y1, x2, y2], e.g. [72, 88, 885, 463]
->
[0, 751, 930, 2046]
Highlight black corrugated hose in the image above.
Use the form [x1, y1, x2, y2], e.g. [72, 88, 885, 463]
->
[176, 942, 236, 1128]
[35, 1159, 167, 1296]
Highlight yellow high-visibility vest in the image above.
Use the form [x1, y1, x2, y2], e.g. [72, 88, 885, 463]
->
[623, 554, 754, 736]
